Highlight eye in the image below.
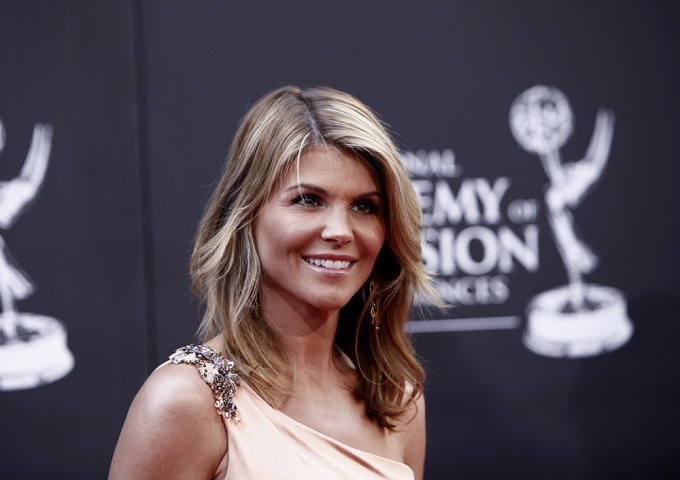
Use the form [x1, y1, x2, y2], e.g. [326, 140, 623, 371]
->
[351, 199, 380, 215]
[292, 194, 322, 207]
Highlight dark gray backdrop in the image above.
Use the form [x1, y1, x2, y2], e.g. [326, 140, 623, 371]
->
[1, 1, 679, 478]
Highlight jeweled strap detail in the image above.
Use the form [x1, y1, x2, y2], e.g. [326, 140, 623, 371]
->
[169, 344, 241, 423]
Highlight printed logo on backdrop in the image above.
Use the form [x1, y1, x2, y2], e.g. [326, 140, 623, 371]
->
[406, 85, 633, 358]
[0, 119, 74, 390]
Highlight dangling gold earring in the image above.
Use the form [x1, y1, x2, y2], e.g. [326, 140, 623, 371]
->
[369, 279, 381, 331]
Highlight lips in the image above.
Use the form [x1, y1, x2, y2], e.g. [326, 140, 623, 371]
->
[304, 257, 352, 270]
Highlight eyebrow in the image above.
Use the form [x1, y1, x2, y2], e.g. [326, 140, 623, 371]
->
[283, 183, 382, 198]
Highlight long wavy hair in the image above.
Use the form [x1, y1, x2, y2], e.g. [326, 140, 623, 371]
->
[191, 85, 438, 429]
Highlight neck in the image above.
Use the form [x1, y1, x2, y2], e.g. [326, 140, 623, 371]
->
[260, 295, 341, 383]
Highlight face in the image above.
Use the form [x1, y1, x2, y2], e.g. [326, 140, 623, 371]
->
[254, 146, 386, 317]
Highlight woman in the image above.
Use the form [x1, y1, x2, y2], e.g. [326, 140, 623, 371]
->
[110, 86, 438, 479]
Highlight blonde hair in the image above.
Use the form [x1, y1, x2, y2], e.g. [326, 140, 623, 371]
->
[191, 86, 437, 429]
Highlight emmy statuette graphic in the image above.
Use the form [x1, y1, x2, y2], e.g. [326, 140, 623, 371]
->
[509, 85, 633, 357]
[0, 119, 74, 390]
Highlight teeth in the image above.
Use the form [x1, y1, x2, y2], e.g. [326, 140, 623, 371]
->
[305, 258, 351, 270]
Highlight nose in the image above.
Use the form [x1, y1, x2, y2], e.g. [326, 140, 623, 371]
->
[320, 207, 353, 245]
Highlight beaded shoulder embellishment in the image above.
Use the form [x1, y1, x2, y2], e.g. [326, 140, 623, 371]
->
[169, 344, 241, 423]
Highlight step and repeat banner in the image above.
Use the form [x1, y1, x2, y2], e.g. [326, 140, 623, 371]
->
[1, 1, 679, 478]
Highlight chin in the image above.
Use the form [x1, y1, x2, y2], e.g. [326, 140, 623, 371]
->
[310, 294, 356, 312]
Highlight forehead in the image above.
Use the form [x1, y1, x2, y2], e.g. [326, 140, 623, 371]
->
[280, 146, 381, 192]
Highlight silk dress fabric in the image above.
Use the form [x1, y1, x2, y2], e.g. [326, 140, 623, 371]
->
[223, 381, 415, 480]
[171, 345, 415, 480]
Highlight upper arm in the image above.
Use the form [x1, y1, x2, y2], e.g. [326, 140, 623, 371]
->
[400, 393, 426, 480]
[109, 364, 228, 480]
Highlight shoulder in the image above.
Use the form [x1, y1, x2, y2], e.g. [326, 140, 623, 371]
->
[137, 360, 226, 429]
[109, 360, 228, 479]
[395, 392, 426, 480]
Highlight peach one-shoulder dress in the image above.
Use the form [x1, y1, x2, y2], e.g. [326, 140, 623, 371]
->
[169, 344, 415, 480]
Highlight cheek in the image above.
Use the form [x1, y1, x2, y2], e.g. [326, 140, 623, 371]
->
[254, 213, 278, 261]
[255, 212, 308, 259]
[361, 221, 386, 259]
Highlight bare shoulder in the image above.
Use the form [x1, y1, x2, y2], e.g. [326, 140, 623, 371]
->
[109, 362, 228, 480]
[396, 392, 426, 480]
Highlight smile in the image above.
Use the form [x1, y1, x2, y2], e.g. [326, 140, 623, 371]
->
[304, 258, 352, 270]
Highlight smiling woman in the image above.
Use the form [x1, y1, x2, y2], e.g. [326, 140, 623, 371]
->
[256, 147, 385, 316]
[109, 86, 439, 480]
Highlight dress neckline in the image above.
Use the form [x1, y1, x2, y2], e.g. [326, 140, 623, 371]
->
[170, 343, 414, 477]
[239, 373, 413, 475]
